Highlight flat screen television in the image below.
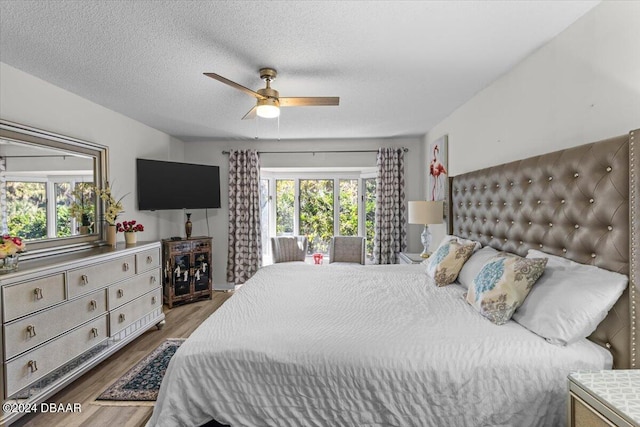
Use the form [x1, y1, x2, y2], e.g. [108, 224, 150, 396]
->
[136, 158, 221, 210]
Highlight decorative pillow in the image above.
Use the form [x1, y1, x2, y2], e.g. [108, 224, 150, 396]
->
[511, 249, 628, 345]
[465, 253, 548, 325]
[440, 235, 482, 252]
[425, 240, 477, 286]
[457, 246, 499, 290]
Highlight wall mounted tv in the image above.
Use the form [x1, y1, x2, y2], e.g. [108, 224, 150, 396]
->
[136, 158, 221, 210]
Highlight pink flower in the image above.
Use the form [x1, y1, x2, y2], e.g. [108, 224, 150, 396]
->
[116, 220, 145, 233]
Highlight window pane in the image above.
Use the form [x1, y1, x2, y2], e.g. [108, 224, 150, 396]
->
[276, 179, 294, 236]
[55, 182, 72, 237]
[299, 179, 333, 254]
[70, 182, 96, 233]
[364, 178, 376, 260]
[339, 179, 358, 236]
[5, 181, 47, 240]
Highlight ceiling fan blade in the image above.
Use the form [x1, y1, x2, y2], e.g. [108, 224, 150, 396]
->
[203, 73, 265, 99]
[279, 97, 340, 107]
[241, 105, 257, 120]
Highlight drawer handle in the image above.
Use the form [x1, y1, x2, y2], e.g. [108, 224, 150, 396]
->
[119, 313, 126, 322]
[152, 296, 157, 305]
[150, 275, 157, 284]
[123, 262, 130, 272]
[147, 255, 153, 264]
[26, 325, 37, 338]
[91, 327, 99, 338]
[117, 289, 124, 298]
[89, 300, 97, 310]
[81, 274, 89, 285]
[33, 287, 44, 300]
[28, 360, 38, 373]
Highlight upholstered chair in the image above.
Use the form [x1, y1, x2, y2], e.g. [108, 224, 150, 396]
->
[270, 236, 308, 263]
[329, 236, 366, 264]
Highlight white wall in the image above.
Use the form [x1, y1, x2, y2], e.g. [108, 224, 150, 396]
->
[0, 62, 186, 242]
[184, 137, 424, 285]
[424, 1, 640, 246]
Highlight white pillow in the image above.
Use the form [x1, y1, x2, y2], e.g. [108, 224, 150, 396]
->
[457, 246, 499, 290]
[511, 249, 628, 345]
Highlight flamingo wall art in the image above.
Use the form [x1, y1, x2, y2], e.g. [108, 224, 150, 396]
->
[428, 135, 448, 202]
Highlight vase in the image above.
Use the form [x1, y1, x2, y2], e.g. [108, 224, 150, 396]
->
[0, 254, 20, 274]
[106, 224, 117, 247]
[185, 213, 192, 239]
[124, 232, 137, 246]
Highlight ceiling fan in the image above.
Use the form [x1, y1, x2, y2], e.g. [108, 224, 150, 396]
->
[203, 68, 339, 120]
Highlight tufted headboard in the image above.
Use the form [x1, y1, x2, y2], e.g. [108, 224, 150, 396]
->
[449, 129, 639, 369]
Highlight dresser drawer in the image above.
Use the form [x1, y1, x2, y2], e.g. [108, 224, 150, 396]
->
[2, 274, 66, 322]
[166, 241, 192, 253]
[109, 288, 162, 336]
[570, 392, 618, 426]
[4, 289, 106, 360]
[5, 315, 108, 397]
[107, 269, 160, 310]
[193, 239, 211, 252]
[136, 247, 161, 273]
[67, 255, 136, 298]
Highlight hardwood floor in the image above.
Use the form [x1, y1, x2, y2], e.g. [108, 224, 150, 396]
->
[11, 292, 233, 427]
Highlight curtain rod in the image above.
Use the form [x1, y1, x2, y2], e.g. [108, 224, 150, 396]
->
[221, 148, 409, 155]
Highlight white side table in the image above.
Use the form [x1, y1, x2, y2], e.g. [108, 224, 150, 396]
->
[568, 370, 640, 426]
[397, 252, 425, 265]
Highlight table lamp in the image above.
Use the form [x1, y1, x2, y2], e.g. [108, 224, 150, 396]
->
[408, 201, 444, 258]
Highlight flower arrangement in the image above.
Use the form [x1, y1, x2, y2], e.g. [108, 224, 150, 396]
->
[0, 234, 26, 259]
[96, 181, 126, 225]
[116, 220, 144, 233]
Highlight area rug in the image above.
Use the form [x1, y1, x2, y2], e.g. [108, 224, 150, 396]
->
[94, 338, 185, 405]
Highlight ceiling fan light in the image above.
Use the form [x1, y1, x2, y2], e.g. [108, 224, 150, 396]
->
[256, 98, 280, 118]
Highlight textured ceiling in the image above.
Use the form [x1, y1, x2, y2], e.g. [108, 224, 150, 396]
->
[0, 1, 599, 142]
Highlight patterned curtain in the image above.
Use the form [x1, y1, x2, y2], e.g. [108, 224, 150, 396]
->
[226, 150, 262, 284]
[373, 148, 407, 264]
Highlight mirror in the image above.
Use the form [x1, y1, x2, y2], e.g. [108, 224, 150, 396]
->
[0, 120, 108, 258]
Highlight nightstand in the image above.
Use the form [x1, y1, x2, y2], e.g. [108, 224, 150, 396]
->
[397, 252, 425, 264]
[568, 370, 640, 427]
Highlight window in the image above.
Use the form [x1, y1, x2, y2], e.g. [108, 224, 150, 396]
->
[275, 179, 295, 235]
[363, 177, 376, 260]
[339, 179, 358, 236]
[3, 177, 92, 241]
[55, 182, 72, 237]
[5, 180, 47, 240]
[299, 179, 334, 253]
[261, 170, 376, 263]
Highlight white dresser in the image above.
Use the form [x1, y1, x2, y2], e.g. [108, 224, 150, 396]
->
[0, 242, 164, 425]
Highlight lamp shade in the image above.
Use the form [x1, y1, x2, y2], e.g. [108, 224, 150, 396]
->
[408, 200, 443, 225]
[256, 98, 280, 118]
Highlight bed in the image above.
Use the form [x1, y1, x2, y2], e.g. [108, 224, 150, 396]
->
[147, 130, 638, 427]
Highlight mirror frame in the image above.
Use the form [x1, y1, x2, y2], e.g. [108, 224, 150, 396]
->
[0, 119, 108, 258]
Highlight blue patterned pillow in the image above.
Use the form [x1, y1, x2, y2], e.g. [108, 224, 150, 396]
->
[465, 253, 547, 325]
[425, 240, 476, 286]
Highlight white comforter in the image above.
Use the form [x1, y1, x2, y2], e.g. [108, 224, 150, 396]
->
[147, 263, 611, 427]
